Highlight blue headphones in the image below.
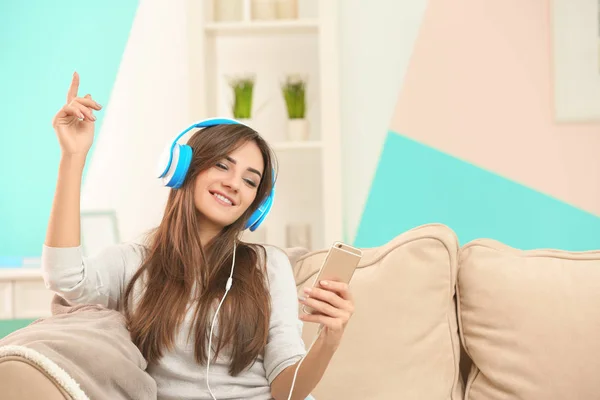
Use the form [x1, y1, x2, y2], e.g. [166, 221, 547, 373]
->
[156, 117, 274, 232]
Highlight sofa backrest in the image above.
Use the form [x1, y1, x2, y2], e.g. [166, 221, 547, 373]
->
[288, 223, 464, 400]
[457, 238, 600, 399]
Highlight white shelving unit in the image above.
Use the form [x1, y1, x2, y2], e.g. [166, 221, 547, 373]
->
[187, 0, 343, 251]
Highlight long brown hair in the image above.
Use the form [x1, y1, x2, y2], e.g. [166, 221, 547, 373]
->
[123, 124, 276, 375]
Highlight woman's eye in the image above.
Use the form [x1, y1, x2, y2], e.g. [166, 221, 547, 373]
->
[244, 178, 258, 188]
[216, 162, 228, 170]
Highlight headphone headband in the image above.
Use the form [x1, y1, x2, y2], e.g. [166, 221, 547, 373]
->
[156, 117, 274, 231]
[157, 118, 248, 179]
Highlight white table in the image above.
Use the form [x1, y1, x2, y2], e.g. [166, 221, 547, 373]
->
[0, 269, 54, 320]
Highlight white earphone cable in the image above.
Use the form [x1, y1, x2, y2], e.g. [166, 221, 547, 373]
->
[206, 241, 236, 400]
[286, 324, 322, 400]
[206, 241, 321, 400]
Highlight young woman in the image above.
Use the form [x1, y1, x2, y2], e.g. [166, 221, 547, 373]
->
[42, 72, 355, 400]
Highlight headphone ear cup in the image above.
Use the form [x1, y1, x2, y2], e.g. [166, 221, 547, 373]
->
[245, 209, 260, 231]
[156, 144, 173, 179]
[245, 189, 274, 231]
[162, 144, 193, 188]
[159, 118, 243, 187]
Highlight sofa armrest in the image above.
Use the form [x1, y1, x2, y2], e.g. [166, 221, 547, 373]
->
[0, 355, 71, 400]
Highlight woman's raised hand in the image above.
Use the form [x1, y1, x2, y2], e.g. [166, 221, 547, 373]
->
[51, 72, 103, 156]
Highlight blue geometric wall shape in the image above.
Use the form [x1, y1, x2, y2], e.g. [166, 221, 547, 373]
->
[0, 1, 139, 259]
[354, 131, 600, 251]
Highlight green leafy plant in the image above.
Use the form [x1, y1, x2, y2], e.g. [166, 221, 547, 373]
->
[281, 75, 306, 119]
[228, 75, 255, 119]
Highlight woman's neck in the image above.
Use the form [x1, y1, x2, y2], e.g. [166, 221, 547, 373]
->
[199, 226, 222, 248]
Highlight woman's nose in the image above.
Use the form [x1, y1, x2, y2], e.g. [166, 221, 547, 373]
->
[222, 176, 240, 192]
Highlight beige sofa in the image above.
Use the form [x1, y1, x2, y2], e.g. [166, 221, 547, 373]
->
[2, 223, 600, 399]
[291, 223, 600, 400]
[0, 355, 71, 399]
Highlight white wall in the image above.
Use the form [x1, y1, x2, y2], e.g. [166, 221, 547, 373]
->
[81, 0, 324, 250]
[80, 0, 426, 249]
[338, 0, 428, 242]
[81, 0, 191, 246]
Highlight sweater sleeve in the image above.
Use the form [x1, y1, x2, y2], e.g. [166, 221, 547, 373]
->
[263, 245, 307, 384]
[41, 242, 145, 310]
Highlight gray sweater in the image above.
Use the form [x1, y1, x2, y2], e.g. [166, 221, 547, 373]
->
[41, 242, 307, 400]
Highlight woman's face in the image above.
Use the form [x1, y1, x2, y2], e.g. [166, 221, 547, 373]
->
[194, 140, 264, 233]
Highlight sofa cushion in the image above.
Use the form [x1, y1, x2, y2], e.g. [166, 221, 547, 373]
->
[458, 239, 600, 399]
[291, 224, 464, 400]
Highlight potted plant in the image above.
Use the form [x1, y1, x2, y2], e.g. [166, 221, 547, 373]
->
[281, 74, 308, 141]
[228, 75, 255, 122]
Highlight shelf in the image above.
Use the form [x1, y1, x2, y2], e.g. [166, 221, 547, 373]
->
[271, 141, 322, 151]
[190, 1, 344, 249]
[0, 268, 42, 281]
[205, 19, 319, 36]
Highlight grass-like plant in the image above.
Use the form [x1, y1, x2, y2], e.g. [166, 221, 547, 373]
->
[228, 75, 255, 119]
[281, 75, 306, 119]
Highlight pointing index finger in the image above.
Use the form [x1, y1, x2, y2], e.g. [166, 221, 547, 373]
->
[67, 71, 79, 103]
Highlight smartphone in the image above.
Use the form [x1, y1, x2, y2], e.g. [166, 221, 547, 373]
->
[302, 241, 363, 315]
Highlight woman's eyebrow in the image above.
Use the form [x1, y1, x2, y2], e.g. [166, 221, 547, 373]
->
[225, 156, 263, 178]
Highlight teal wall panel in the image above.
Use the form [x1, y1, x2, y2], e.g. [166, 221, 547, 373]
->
[0, 2, 138, 258]
[354, 131, 600, 251]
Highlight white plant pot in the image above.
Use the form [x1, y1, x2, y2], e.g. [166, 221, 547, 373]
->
[276, 0, 297, 19]
[214, 0, 243, 21]
[252, 0, 276, 20]
[287, 118, 309, 141]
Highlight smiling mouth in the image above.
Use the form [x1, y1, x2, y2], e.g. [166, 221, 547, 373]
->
[209, 191, 235, 206]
